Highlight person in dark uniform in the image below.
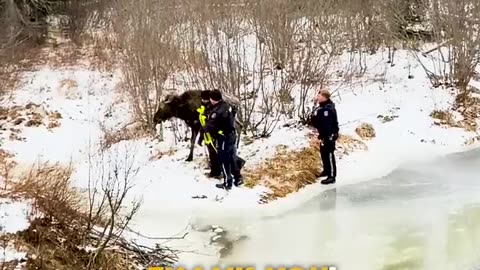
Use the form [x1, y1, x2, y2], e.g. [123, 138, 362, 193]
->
[197, 90, 222, 178]
[310, 89, 339, 185]
[204, 89, 243, 190]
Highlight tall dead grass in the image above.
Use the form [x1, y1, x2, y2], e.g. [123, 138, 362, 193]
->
[244, 134, 367, 203]
[244, 143, 320, 200]
[10, 162, 90, 229]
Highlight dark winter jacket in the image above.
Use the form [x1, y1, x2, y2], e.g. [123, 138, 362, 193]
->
[310, 99, 339, 140]
[205, 100, 236, 140]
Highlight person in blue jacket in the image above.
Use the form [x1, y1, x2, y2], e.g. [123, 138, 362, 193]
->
[310, 89, 339, 185]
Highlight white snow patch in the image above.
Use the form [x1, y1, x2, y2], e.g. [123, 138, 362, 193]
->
[0, 199, 31, 264]
[1, 68, 127, 166]
[0, 199, 31, 234]
[0, 244, 27, 264]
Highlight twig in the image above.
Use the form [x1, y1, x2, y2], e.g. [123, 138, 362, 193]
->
[125, 227, 189, 240]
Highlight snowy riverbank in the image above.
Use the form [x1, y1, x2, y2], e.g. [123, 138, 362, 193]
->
[1, 48, 479, 265]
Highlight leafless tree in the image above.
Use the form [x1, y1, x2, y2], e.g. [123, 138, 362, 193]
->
[402, 0, 480, 92]
[177, 1, 276, 136]
[109, 0, 184, 134]
[85, 144, 142, 269]
[249, 0, 346, 124]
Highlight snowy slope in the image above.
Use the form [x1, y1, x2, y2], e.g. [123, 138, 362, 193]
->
[1, 47, 479, 265]
[0, 199, 32, 264]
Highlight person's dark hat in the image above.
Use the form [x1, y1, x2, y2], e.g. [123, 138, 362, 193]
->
[201, 90, 211, 100]
[209, 89, 222, 101]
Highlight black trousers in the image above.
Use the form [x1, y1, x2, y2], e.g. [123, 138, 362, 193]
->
[216, 134, 242, 186]
[208, 140, 244, 176]
[320, 139, 337, 178]
[207, 142, 221, 176]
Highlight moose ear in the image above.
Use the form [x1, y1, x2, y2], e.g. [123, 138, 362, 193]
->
[164, 94, 175, 104]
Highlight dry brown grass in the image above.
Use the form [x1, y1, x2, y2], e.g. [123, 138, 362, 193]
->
[0, 149, 18, 193]
[2, 143, 175, 268]
[355, 122, 376, 140]
[245, 134, 367, 203]
[9, 163, 86, 223]
[430, 109, 458, 127]
[243, 143, 321, 200]
[0, 103, 62, 142]
[100, 123, 151, 151]
[3, 163, 96, 269]
[431, 92, 480, 132]
[453, 91, 480, 132]
[6, 215, 136, 270]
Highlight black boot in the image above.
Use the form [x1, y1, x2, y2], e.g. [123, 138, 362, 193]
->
[216, 182, 232, 190]
[234, 176, 244, 187]
[319, 171, 328, 178]
[321, 177, 336, 185]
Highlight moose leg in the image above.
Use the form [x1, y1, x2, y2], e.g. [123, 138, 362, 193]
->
[236, 130, 241, 148]
[186, 127, 198, 162]
[235, 119, 243, 148]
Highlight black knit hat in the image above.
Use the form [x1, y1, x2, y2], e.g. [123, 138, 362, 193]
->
[201, 90, 211, 100]
[209, 89, 222, 101]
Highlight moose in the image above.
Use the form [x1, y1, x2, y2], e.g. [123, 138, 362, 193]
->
[153, 90, 242, 162]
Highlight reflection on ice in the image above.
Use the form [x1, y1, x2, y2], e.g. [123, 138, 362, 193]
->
[218, 148, 480, 270]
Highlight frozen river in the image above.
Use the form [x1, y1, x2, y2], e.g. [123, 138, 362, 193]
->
[218, 148, 480, 270]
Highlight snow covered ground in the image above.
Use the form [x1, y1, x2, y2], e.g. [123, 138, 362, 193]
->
[1, 47, 479, 265]
[0, 199, 31, 264]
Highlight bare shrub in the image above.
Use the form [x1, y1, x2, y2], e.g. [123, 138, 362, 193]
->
[245, 0, 302, 131]
[178, 4, 271, 135]
[254, 0, 346, 124]
[178, 0, 347, 137]
[4, 147, 175, 269]
[10, 163, 83, 227]
[430, 109, 458, 127]
[408, 0, 480, 91]
[176, 1, 290, 137]
[453, 91, 480, 131]
[110, 0, 183, 135]
[84, 145, 143, 269]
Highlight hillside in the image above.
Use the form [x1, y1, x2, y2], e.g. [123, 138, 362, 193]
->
[1, 44, 479, 267]
[1, 0, 480, 268]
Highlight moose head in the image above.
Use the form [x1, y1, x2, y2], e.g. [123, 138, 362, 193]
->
[153, 94, 182, 125]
